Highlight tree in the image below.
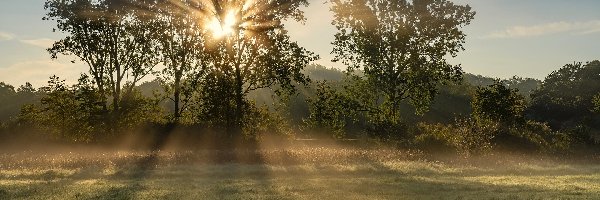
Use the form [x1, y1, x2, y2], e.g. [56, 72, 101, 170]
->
[0, 82, 43, 122]
[529, 61, 600, 145]
[17, 76, 102, 142]
[0, 82, 16, 99]
[593, 93, 600, 113]
[152, 0, 211, 124]
[472, 80, 526, 126]
[44, 0, 160, 114]
[193, 0, 319, 135]
[530, 61, 600, 128]
[502, 76, 541, 100]
[0, 83, 18, 122]
[330, 0, 475, 122]
[306, 81, 361, 138]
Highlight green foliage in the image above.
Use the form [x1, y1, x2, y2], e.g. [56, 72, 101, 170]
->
[416, 117, 568, 155]
[472, 80, 526, 126]
[305, 81, 359, 139]
[530, 61, 600, 125]
[415, 117, 498, 156]
[152, 0, 210, 123]
[243, 104, 292, 140]
[508, 120, 570, 153]
[414, 80, 567, 155]
[18, 76, 103, 142]
[17, 75, 162, 142]
[593, 93, 600, 113]
[465, 75, 541, 100]
[44, 0, 160, 113]
[113, 88, 165, 131]
[302, 64, 345, 82]
[418, 80, 474, 124]
[167, 0, 319, 135]
[0, 82, 43, 122]
[2, 0, 592, 155]
[331, 0, 475, 117]
[530, 61, 600, 145]
[503, 76, 542, 100]
[468, 81, 569, 153]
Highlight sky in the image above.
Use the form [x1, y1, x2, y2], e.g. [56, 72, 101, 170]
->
[1, 0, 600, 87]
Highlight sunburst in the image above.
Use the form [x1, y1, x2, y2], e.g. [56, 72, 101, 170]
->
[207, 10, 237, 38]
[164, 0, 297, 40]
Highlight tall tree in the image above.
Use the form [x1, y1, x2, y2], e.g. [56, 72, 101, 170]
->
[44, 0, 159, 113]
[195, 0, 319, 135]
[152, 0, 210, 124]
[331, 0, 475, 121]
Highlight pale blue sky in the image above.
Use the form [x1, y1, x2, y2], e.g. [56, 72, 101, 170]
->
[1, 0, 600, 87]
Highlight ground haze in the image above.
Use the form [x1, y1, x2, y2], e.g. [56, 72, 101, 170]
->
[1, 146, 599, 199]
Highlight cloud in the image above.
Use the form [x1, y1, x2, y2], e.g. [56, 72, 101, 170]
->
[482, 20, 600, 39]
[0, 59, 85, 87]
[20, 38, 56, 48]
[0, 31, 14, 41]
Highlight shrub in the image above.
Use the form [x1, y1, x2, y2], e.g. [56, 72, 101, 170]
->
[472, 80, 526, 126]
[305, 81, 359, 139]
[243, 104, 292, 141]
[415, 117, 498, 156]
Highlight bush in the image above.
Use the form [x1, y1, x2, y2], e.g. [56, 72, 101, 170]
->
[16, 76, 164, 143]
[365, 117, 408, 142]
[305, 81, 359, 139]
[415, 117, 498, 156]
[472, 80, 526, 126]
[243, 104, 292, 141]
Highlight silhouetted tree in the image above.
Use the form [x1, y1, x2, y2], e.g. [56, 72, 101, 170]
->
[530, 61, 600, 145]
[0, 82, 42, 122]
[18, 76, 100, 142]
[502, 76, 541, 100]
[530, 61, 600, 128]
[151, 0, 211, 124]
[44, 0, 160, 113]
[194, 0, 318, 136]
[18, 75, 162, 142]
[472, 80, 526, 126]
[330, 0, 475, 125]
[306, 81, 361, 138]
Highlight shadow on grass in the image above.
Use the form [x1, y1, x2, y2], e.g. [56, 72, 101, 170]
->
[1, 142, 599, 199]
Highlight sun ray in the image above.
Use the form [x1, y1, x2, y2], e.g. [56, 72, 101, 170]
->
[208, 10, 237, 37]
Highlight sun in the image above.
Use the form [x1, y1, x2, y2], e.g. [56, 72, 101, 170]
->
[208, 11, 237, 38]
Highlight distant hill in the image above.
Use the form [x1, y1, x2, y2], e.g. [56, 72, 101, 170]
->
[0, 65, 542, 124]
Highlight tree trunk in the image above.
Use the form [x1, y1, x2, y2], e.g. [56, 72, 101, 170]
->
[173, 67, 182, 123]
[113, 63, 121, 112]
[233, 63, 244, 137]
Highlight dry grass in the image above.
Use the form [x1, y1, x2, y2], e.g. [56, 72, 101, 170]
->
[1, 147, 599, 199]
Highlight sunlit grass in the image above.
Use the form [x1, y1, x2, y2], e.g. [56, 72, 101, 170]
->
[1, 148, 599, 199]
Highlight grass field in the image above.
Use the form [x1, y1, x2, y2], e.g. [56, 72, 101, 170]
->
[1, 147, 599, 199]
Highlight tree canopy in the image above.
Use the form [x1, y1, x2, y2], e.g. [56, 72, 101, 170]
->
[331, 0, 475, 121]
[530, 61, 600, 129]
[193, 0, 319, 135]
[44, 0, 160, 113]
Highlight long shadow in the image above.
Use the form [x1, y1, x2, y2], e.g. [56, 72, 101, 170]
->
[90, 124, 177, 199]
[203, 138, 288, 199]
[93, 127, 288, 199]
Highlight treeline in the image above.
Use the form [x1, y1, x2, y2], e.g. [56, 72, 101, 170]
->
[1, 0, 599, 155]
[2, 62, 600, 153]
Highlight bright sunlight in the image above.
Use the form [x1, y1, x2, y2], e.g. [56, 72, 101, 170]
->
[208, 11, 237, 38]
[4, 0, 600, 199]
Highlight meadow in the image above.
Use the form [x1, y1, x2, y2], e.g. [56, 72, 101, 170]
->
[1, 145, 599, 199]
